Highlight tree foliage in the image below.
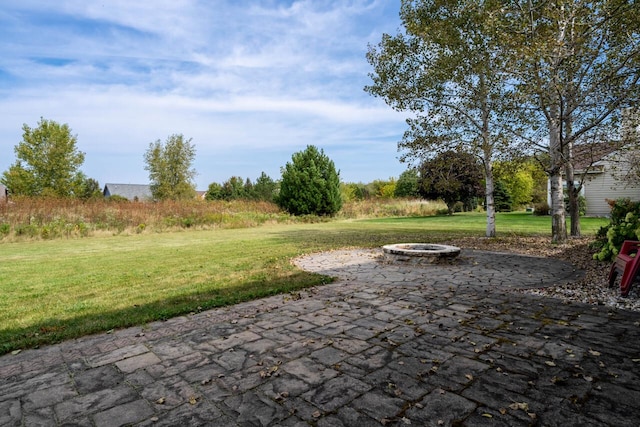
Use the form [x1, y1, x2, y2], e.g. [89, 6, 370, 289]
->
[500, 0, 640, 241]
[144, 134, 197, 201]
[394, 169, 420, 198]
[366, 0, 523, 237]
[418, 151, 484, 214]
[252, 172, 278, 202]
[277, 145, 342, 216]
[1, 118, 86, 197]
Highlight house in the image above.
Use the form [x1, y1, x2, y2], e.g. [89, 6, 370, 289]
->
[103, 183, 152, 201]
[580, 150, 640, 216]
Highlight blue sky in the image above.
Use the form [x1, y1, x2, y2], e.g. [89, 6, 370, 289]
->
[0, 1, 409, 190]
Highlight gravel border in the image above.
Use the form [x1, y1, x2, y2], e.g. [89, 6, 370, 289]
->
[448, 236, 640, 313]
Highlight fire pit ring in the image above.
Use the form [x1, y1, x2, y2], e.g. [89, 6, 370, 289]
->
[382, 243, 461, 265]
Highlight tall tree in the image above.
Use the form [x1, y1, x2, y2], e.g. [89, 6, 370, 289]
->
[502, 0, 640, 241]
[1, 118, 86, 197]
[144, 134, 197, 200]
[366, 0, 522, 237]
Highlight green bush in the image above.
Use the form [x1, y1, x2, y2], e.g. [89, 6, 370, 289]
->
[533, 201, 550, 216]
[593, 198, 640, 261]
[564, 194, 587, 216]
[276, 145, 342, 216]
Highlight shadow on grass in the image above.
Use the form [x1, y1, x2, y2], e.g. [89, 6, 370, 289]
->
[0, 270, 331, 356]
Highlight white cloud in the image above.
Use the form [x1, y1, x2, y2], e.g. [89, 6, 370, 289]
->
[0, 0, 408, 188]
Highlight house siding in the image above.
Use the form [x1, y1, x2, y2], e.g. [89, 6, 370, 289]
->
[583, 160, 640, 216]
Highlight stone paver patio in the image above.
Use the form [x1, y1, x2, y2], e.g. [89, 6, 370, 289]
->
[1, 249, 640, 426]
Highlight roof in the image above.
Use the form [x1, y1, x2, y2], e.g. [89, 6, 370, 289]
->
[103, 183, 152, 201]
[572, 142, 619, 172]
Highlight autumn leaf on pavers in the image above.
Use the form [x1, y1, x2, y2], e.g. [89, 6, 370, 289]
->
[545, 361, 556, 367]
[260, 366, 279, 378]
[189, 396, 198, 405]
[499, 408, 507, 415]
[482, 413, 493, 418]
[11, 349, 21, 355]
[156, 397, 166, 405]
[404, 319, 415, 325]
[589, 349, 601, 356]
[465, 374, 474, 381]
[509, 402, 529, 411]
[275, 392, 289, 402]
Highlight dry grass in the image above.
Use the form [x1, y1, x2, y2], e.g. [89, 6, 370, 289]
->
[0, 197, 447, 241]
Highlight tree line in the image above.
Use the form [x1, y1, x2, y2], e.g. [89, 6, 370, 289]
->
[1, 117, 552, 217]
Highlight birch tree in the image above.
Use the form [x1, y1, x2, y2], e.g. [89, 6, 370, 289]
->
[503, 0, 640, 241]
[366, 0, 522, 237]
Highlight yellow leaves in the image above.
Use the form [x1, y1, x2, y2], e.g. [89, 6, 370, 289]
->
[545, 361, 557, 367]
[188, 395, 198, 405]
[589, 349, 601, 356]
[155, 397, 166, 405]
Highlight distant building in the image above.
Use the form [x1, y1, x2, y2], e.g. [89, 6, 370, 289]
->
[103, 183, 152, 201]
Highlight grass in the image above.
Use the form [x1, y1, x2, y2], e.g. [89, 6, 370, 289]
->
[0, 211, 609, 354]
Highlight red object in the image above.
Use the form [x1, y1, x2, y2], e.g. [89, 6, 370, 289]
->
[608, 240, 640, 297]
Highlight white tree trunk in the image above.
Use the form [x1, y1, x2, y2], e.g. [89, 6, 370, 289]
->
[484, 161, 496, 238]
[548, 107, 567, 243]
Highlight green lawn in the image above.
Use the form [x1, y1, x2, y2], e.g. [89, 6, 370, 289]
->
[0, 212, 608, 354]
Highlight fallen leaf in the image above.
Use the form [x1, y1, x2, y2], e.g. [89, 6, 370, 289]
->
[509, 402, 529, 411]
[499, 408, 507, 415]
[312, 411, 322, 418]
[189, 396, 198, 405]
[482, 413, 493, 418]
[465, 374, 474, 381]
[11, 349, 21, 355]
[156, 397, 166, 405]
[545, 361, 556, 367]
[589, 349, 601, 356]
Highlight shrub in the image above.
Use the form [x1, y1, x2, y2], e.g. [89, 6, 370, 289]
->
[593, 198, 640, 261]
[493, 180, 513, 212]
[533, 201, 550, 216]
[276, 145, 342, 216]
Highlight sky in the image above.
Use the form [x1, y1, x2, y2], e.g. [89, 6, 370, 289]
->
[0, 0, 410, 190]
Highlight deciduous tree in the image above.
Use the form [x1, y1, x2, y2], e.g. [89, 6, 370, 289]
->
[501, 0, 640, 241]
[366, 0, 522, 237]
[1, 118, 86, 197]
[144, 134, 197, 200]
[418, 150, 484, 214]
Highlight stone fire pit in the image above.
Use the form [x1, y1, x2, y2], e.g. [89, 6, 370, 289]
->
[382, 243, 461, 265]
